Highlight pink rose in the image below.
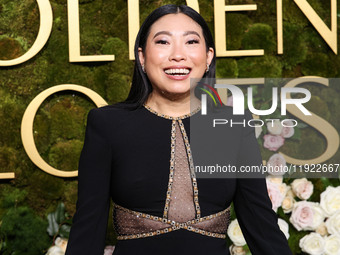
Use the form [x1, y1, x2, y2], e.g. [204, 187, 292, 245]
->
[266, 180, 284, 212]
[289, 201, 314, 231]
[104, 245, 115, 255]
[267, 153, 287, 176]
[263, 134, 285, 151]
[226, 96, 233, 106]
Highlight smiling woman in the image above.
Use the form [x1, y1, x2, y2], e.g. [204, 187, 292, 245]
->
[138, 12, 214, 114]
[64, 4, 293, 255]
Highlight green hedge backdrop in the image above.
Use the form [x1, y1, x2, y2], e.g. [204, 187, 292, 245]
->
[0, 0, 340, 254]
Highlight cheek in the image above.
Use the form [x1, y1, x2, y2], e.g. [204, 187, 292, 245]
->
[189, 49, 209, 66]
[145, 48, 168, 65]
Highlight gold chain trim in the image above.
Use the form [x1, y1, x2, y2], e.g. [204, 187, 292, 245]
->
[163, 119, 177, 218]
[113, 203, 230, 240]
[143, 104, 201, 120]
[178, 119, 201, 218]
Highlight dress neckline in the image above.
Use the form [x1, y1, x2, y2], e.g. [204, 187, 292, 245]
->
[143, 104, 201, 120]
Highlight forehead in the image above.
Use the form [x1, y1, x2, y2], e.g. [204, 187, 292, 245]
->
[148, 13, 203, 37]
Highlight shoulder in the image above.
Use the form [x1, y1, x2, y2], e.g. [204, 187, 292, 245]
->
[87, 104, 137, 120]
[86, 104, 141, 132]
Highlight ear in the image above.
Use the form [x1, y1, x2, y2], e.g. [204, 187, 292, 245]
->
[206, 47, 214, 66]
[138, 47, 145, 66]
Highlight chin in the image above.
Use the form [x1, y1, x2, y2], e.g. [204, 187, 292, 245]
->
[164, 89, 190, 96]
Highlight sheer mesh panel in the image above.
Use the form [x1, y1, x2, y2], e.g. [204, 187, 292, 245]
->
[167, 121, 196, 222]
[190, 209, 231, 233]
[113, 205, 171, 235]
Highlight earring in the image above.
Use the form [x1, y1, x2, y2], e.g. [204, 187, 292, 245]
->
[206, 63, 210, 73]
[142, 64, 146, 73]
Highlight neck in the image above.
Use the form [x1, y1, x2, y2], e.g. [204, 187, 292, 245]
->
[145, 90, 201, 117]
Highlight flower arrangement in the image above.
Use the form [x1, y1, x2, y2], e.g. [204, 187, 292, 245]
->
[226, 101, 340, 254]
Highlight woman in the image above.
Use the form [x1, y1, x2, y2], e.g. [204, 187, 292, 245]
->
[65, 4, 293, 255]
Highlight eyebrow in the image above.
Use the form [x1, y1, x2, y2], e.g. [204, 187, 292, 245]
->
[153, 31, 201, 39]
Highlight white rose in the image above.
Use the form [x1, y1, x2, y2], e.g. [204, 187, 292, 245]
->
[45, 246, 64, 255]
[227, 219, 246, 246]
[324, 234, 340, 255]
[316, 222, 329, 237]
[229, 244, 246, 255]
[320, 186, 340, 217]
[104, 245, 116, 255]
[55, 237, 68, 252]
[278, 183, 288, 197]
[267, 119, 283, 135]
[286, 186, 295, 198]
[281, 120, 295, 138]
[266, 154, 287, 176]
[266, 180, 285, 212]
[310, 203, 326, 230]
[326, 211, 340, 235]
[291, 178, 314, 200]
[299, 232, 325, 255]
[278, 218, 290, 239]
[282, 195, 295, 214]
[266, 175, 283, 184]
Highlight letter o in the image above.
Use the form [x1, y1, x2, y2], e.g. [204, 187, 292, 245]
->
[0, 0, 53, 66]
[21, 84, 108, 177]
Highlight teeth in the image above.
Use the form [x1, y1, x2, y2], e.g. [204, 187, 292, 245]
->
[164, 68, 190, 75]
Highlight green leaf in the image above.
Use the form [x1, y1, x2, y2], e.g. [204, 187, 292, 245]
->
[230, 203, 236, 219]
[54, 203, 65, 224]
[59, 224, 71, 239]
[320, 177, 331, 189]
[250, 85, 258, 96]
[287, 164, 296, 176]
[296, 122, 308, 128]
[0, 240, 5, 251]
[244, 244, 252, 255]
[260, 103, 270, 110]
[47, 213, 59, 236]
[289, 127, 301, 140]
[262, 124, 268, 134]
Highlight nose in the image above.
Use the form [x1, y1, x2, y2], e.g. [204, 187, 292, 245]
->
[169, 43, 186, 62]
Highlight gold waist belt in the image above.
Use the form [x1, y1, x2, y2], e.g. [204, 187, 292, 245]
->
[113, 111, 230, 241]
[113, 204, 231, 240]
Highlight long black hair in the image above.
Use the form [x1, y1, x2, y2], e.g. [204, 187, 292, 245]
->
[114, 4, 216, 110]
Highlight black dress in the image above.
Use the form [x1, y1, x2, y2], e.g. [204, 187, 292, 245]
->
[65, 104, 293, 255]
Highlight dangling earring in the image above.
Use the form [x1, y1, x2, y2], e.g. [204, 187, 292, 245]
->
[206, 63, 210, 73]
[142, 64, 146, 73]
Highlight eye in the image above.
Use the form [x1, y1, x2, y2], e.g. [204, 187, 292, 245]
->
[187, 39, 199, 44]
[155, 40, 168, 45]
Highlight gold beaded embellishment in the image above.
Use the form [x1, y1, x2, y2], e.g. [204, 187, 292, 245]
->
[113, 203, 231, 240]
[178, 119, 201, 218]
[143, 104, 201, 120]
[113, 104, 231, 241]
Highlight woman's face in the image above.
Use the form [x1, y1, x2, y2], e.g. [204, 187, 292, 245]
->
[138, 13, 214, 98]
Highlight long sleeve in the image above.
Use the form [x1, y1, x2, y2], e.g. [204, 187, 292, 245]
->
[233, 111, 292, 255]
[65, 108, 112, 255]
